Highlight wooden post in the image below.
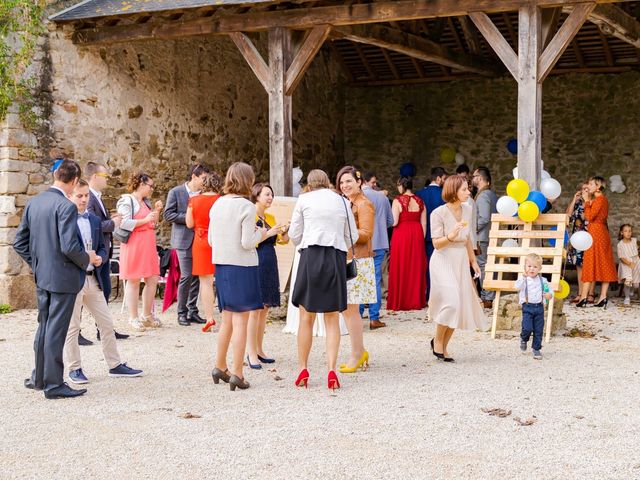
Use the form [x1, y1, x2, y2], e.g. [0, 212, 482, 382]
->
[517, 4, 543, 190]
[268, 27, 293, 196]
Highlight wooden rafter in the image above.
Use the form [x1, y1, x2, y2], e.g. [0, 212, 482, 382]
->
[353, 42, 377, 79]
[333, 24, 499, 76]
[70, 0, 637, 45]
[572, 38, 586, 66]
[541, 7, 562, 47]
[599, 28, 615, 65]
[458, 16, 482, 54]
[586, 4, 640, 48]
[380, 47, 401, 79]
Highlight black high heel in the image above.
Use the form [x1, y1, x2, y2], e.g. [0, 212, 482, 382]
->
[431, 338, 444, 360]
[593, 298, 608, 309]
[575, 299, 588, 308]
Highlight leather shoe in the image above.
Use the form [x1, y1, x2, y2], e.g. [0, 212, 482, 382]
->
[97, 329, 130, 341]
[370, 320, 387, 330]
[44, 383, 87, 399]
[24, 378, 43, 390]
[178, 315, 190, 326]
[482, 300, 493, 309]
[78, 331, 94, 346]
[187, 313, 206, 324]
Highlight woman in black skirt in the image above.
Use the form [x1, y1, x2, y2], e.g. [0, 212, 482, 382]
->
[246, 183, 289, 368]
[208, 162, 268, 391]
[288, 169, 358, 390]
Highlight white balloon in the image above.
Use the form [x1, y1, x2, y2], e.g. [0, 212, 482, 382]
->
[502, 239, 518, 248]
[609, 175, 626, 193]
[292, 167, 303, 184]
[496, 195, 519, 217]
[455, 153, 465, 166]
[540, 178, 562, 200]
[541, 170, 551, 180]
[512, 167, 519, 179]
[292, 183, 302, 197]
[570, 231, 593, 252]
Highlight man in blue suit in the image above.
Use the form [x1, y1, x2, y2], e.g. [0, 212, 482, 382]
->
[416, 167, 447, 303]
[63, 180, 143, 385]
[14, 160, 95, 399]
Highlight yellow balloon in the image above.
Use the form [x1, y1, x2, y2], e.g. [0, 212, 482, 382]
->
[518, 201, 539, 223]
[440, 147, 457, 163]
[555, 279, 571, 299]
[507, 178, 530, 203]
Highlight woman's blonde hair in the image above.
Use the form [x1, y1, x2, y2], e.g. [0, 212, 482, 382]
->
[306, 169, 331, 191]
[223, 162, 255, 196]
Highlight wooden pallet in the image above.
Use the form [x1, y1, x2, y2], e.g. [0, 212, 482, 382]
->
[484, 213, 568, 343]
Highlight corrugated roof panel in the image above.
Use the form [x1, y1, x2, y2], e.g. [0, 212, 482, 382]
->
[50, 0, 279, 21]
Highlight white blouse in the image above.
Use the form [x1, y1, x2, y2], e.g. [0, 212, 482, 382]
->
[288, 188, 358, 252]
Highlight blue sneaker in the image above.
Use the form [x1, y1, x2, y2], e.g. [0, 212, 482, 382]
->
[108, 363, 143, 378]
[69, 369, 89, 384]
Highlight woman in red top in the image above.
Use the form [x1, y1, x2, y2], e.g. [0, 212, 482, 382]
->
[387, 177, 427, 311]
[577, 176, 618, 309]
[186, 172, 222, 331]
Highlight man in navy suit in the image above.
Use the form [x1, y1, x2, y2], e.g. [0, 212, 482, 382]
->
[85, 161, 129, 341]
[14, 160, 95, 399]
[416, 167, 447, 303]
[63, 180, 143, 385]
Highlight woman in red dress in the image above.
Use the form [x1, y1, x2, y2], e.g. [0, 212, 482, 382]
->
[577, 176, 618, 309]
[186, 172, 222, 332]
[387, 177, 427, 311]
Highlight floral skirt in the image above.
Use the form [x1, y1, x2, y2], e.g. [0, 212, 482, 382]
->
[347, 257, 377, 305]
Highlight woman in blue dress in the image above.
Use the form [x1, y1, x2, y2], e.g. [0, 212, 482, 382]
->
[246, 183, 289, 368]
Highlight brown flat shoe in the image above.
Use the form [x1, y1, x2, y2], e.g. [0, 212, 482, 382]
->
[370, 320, 387, 330]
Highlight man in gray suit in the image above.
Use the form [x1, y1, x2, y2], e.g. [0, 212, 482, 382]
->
[14, 160, 99, 399]
[473, 166, 498, 308]
[164, 164, 209, 326]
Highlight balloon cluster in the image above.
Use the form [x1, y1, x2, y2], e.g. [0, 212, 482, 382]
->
[497, 171, 562, 223]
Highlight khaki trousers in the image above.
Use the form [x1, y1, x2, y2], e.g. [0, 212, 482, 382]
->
[64, 275, 121, 371]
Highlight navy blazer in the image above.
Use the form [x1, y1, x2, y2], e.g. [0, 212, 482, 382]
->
[87, 190, 114, 254]
[13, 188, 90, 294]
[83, 213, 109, 291]
[416, 184, 445, 242]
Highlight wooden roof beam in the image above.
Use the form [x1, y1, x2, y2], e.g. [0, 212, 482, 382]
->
[71, 0, 636, 45]
[584, 4, 640, 48]
[332, 24, 500, 76]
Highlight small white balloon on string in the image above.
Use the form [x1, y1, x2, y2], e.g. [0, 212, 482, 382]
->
[455, 153, 465, 166]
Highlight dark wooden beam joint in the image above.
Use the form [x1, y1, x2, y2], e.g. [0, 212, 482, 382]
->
[585, 4, 640, 48]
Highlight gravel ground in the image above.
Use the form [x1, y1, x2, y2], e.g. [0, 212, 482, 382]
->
[0, 299, 638, 480]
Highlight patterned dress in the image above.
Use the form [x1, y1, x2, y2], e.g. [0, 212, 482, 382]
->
[617, 238, 640, 285]
[567, 199, 587, 267]
[581, 195, 618, 283]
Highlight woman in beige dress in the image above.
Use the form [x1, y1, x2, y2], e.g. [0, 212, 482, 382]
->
[429, 175, 487, 362]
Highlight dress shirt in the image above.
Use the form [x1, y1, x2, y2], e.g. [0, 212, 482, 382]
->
[362, 185, 393, 251]
[515, 275, 549, 304]
[90, 187, 107, 216]
[185, 182, 200, 198]
[288, 188, 358, 252]
[76, 212, 94, 271]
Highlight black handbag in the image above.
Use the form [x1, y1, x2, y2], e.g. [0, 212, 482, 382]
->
[113, 195, 134, 244]
[342, 196, 358, 281]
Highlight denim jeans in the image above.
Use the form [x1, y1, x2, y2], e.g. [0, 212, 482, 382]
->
[360, 249, 386, 320]
[477, 240, 495, 301]
[521, 302, 545, 351]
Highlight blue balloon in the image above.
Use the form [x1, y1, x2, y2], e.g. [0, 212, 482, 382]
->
[399, 162, 417, 178]
[507, 138, 517, 155]
[549, 226, 570, 248]
[527, 190, 547, 213]
[51, 158, 63, 172]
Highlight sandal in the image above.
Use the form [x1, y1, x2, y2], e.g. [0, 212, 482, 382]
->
[141, 313, 162, 328]
[129, 318, 146, 332]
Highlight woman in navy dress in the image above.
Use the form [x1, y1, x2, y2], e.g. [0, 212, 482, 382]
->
[246, 183, 289, 369]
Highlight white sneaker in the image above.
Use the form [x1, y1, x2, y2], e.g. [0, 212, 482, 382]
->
[624, 296, 631, 306]
[129, 318, 146, 332]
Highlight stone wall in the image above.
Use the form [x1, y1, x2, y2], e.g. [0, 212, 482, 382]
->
[344, 72, 640, 236]
[0, 18, 345, 308]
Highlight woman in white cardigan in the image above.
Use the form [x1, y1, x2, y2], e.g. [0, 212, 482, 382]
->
[288, 169, 358, 391]
[116, 172, 163, 332]
[208, 162, 271, 391]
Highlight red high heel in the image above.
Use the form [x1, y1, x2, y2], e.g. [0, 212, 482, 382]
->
[295, 369, 309, 388]
[201, 319, 216, 333]
[327, 371, 340, 391]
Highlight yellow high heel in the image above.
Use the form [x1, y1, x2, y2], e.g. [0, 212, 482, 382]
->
[339, 351, 369, 373]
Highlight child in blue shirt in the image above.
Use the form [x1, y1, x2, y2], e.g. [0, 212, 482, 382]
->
[515, 253, 552, 360]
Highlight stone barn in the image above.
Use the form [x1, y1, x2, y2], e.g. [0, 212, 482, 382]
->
[1, 0, 639, 308]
